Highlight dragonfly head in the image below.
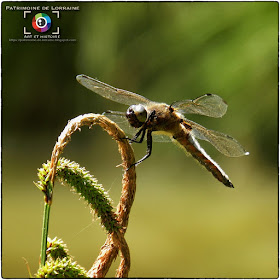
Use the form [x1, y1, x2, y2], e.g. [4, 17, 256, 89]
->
[126, 104, 147, 128]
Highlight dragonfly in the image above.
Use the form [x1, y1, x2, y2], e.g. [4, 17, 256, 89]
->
[76, 74, 249, 188]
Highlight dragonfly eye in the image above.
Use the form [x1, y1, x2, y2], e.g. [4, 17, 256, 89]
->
[126, 104, 147, 128]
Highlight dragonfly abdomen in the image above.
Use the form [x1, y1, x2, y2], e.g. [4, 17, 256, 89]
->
[174, 128, 234, 188]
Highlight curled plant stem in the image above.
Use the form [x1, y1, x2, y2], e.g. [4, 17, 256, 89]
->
[48, 114, 137, 278]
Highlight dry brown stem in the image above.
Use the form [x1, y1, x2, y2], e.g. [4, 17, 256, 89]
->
[48, 113, 136, 278]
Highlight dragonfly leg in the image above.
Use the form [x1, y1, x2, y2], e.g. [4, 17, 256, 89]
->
[121, 125, 147, 143]
[127, 130, 152, 170]
[130, 127, 147, 143]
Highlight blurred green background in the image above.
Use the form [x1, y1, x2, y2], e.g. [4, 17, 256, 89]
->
[2, 1, 278, 278]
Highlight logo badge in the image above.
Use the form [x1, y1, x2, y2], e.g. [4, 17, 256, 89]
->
[32, 13, 51, 33]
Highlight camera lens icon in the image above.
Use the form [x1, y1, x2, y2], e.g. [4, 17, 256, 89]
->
[32, 13, 51, 32]
[37, 17, 46, 27]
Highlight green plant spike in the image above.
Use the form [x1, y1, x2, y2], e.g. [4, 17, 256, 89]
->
[35, 157, 121, 268]
[46, 237, 69, 260]
[56, 158, 121, 233]
[36, 237, 88, 278]
[36, 258, 88, 278]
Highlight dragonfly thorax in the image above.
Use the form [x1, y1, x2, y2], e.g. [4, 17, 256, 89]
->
[126, 104, 148, 128]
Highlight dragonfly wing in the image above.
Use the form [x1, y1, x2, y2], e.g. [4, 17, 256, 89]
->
[186, 119, 249, 157]
[104, 111, 172, 142]
[77, 74, 152, 106]
[152, 131, 172, 142]
[173, 94, 228, 118]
